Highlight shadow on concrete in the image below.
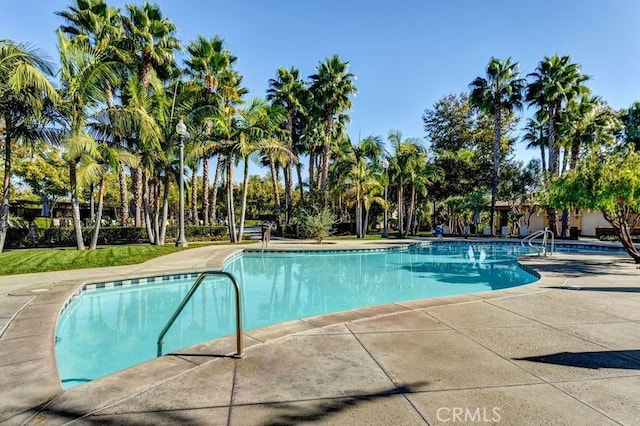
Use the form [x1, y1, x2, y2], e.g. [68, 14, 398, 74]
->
[16, 382, 429, 424]
[251, 382, 429, 425]
[523, 259, 638, 277]
[515, 350, 640, 370]
[546, 285, 640, 293]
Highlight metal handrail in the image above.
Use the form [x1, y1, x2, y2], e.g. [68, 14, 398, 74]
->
[157, 270, 243, 358]
[521, 228, 554, 256]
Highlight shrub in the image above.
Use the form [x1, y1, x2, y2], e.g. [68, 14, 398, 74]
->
[299, 207, 335, 244]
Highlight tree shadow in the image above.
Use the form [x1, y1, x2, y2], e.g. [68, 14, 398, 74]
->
[523, 258, 638, 277]
[252, 382, 429, 425]
[16, 382, 429, 425]
[546, 285, 640, 293]
[514, 350, 640, 370]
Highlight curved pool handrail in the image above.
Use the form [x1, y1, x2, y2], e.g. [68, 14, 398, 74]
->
[521, 228, 554, 256]
[157, 270, 243, 358]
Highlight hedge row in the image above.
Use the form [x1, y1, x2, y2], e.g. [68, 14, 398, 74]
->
[5, 225, 229, 248]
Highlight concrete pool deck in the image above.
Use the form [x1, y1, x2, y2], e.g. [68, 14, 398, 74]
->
[1, 238, 639, 425]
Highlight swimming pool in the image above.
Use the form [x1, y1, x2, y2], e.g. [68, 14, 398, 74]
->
[56, 242, 539, 388]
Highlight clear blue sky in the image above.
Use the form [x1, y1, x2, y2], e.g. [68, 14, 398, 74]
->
[3, 0, 640, 164]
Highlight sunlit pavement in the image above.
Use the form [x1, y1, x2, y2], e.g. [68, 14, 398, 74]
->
[1, 238, 639, 425]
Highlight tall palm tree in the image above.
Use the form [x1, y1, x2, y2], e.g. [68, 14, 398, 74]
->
[185, 35, 237, 225]
[122, 1, 180, 226]
[332, 135, 385, 238]
[226, 98, 285, 242]
[387, 130, 427, 237]
[526, 54, 589, 235]
[309, 54, 357, 203]
[0, 40, 58, 253]
[57, 31, 120, 250]
[469, 57, 525, 236]
[57, 0, 133, 225]
[267, 67, 307, 223]
[526, 55, 589, 175]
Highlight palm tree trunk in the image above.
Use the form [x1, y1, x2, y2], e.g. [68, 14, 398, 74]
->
[153, 178, 160, 242]
[546, 106, 559, 235]
[210, 154, 223, 223]
[397, 180, 404, 237]
[355, 191, 362, 238]
[133, 166, 143, 227]
[90, 177, 105, 249]
[296, 162, 305, 206]
[69, 159, 85, 250]
[158, 171, 170, 245]
[118, 162, 129, 225]
[407, 186, 416, 235]
[226, 157, 237, 243]
[142, 170, 155, 244]
[270, 157, 282, 224]
[363, 205, 370, 237]
[308, 149, 315, 198]
[490, 110, 501, 236]
[191, 164, 199, 225]
[0, 126, 12, 253]
[540, 145, 547, 174]
[237, 157, 250, 242]
[202, 155, 209, 226]
[320, 117, 333, 201]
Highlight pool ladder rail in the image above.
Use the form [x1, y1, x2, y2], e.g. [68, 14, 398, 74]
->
[157, 270, 244, 358]
[521, 228, 555, 256]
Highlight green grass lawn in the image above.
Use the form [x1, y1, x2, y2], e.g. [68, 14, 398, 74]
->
[0, 242, 241, 276]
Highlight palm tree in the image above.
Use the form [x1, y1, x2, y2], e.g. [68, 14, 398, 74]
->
[57, 0, 134, 225]
[332, 135, 385, 238]
[185, 35, 237, 225]
[526, 55, 589, 175]
[267, 67, 308, 223]
[526, 55, 589, 235]
[387, 130, 428, 237]
[79, 140, 138, 249]
[309, 54, 357, 203]
[227, 98, 285, 242]
[469, 57, 525, 236]
[122, 1, 180, 226]
[522, 116, 548, 174]
[57, 31, 121, 250]
[560, 95, 620, 170]
[0, 40, 58, 253]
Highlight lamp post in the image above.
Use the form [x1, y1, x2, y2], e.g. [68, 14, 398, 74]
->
[175, 119, 188, 247]
[381, 158, 389, 238]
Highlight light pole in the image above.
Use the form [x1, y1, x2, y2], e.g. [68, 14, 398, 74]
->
[175, 119, 188, 247]
[381, 158, 389, 238]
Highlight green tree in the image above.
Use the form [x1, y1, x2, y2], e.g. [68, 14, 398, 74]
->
[57, 0, 132, 225]
[546, 151, 640, 262]
[469, 57, 525, 236]
[0, 39, 57, 252]
[122, 1, 180, 226]
[620, 101, 640, 151]
[267, 66, 308, 223]
[58, 31, 121, 249]
[331, 135, 384, 238]
[185, 35, 237, 225]
[387, 130, 428, 237]
[309, 54, 357, 202]
[526, 55, 589, 235]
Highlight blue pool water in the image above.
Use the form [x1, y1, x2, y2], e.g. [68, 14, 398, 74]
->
[56, 242, 538, 388]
